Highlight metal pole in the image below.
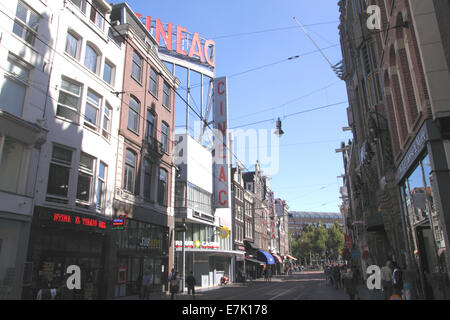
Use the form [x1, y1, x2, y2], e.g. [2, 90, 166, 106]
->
[182, 218, 186, 293]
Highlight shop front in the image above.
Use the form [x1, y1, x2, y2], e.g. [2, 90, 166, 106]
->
[113, 218, 169, 298]
[23, 206, 109, 300]
[234, 244, 246, 282]
[396, 120, 450, 300]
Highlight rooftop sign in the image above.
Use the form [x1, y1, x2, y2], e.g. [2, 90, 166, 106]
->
[135, 14, 216, 68]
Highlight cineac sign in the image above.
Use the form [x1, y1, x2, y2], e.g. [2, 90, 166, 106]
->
[135, 14, 216, 68]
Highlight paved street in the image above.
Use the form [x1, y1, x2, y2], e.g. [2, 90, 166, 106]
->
[164, 271, 383, 300]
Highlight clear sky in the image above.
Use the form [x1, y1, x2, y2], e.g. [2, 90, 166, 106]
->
[123, 0, 353, 213]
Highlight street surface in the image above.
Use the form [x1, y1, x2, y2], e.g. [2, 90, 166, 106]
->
[169, 271, 383, 300]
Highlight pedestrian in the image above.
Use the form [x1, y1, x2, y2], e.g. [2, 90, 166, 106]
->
[186, 271, 196, 299]
[141, 269, 153, 300]
[343, 267, 359, 300]
[268, 267, 272, 282]
[380, 260, 393, 300]
[169, 271, 180, 300]
[392, 262, 403, 297]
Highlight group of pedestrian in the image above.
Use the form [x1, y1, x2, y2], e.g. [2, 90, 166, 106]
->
[168, 269, 197, 300]
[324, 263, 362, 300]
[380, 260, 404, 300]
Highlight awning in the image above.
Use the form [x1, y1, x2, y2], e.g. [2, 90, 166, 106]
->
[285, 255, 298, 261]
[257, 250, 275, 265]
[245, 258, 265, 265]
[244, 240, 259, 251]
[271, 253, 283, 264]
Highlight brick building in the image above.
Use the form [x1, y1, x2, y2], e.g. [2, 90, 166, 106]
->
[338, 0, 450, 299]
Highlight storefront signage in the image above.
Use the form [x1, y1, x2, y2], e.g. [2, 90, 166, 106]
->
[138, 237, 161, 248]
[175, 241, 220, 249]
[213, 77, 230, 208]
[112, 216, 126, 230]
[396, 123, 429, 182]
[134, 14, 216, 68]
[52, 212, 107, 230]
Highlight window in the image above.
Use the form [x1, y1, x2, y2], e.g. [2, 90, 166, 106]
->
[12, 1, 39, 45]
[84, 44, 99, 74]
[0, 58, 29, 117]
[102, 102, 112, 140]
[65, 31, 80, 59]
[158, 168, 168, 206]
[47, 146, 72, 197]
[89, 0, 105, 30]
[76, 152, 95, 204]
[144, 159, 153, 200]
[96, 162, 106, 211]
[0, 137, 26, 194]
[103, 60, 115, 85]
[146, 110, 155, 139]
[162, 81, 171, 109]
[57, 78, 81, 122]
[71, 0, 87, 13]
[149, 68, 158, 97]
[360, 40, 382, 107]
[124, 149, 136, 193]
[84, 89, 101, 128]
[131, 51, 142, 82]
[128, 96, 140, 133]
[161, 122, 169, 153]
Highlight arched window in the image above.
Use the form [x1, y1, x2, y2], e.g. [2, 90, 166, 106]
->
[84, 43, 100, 74]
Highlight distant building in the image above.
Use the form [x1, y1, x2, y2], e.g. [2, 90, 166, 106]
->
[288, 212, 343, 238]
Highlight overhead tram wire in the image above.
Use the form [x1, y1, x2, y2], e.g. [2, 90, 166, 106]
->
[230, 101, 348, 130]
[209, 20, 340, 40]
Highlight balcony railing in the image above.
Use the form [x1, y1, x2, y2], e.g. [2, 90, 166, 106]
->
[143, 135, 164, 157]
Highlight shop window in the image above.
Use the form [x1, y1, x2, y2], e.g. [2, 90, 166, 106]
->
[12, 1, 39, 46]
[47, 145, 72, 198]
[158, 168, 168, 206]
[57, 78, 81, 123]
[0, 57, 29, 118]
[76, 152, 95, 205]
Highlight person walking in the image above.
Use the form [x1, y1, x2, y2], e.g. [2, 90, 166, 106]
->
[141, 269, 153, 300]
[169, 271, 180, 300]
[380, 260, 393, 300]
[343, 267, 359, 300]
[268, 267, 272, 282]
[392, 262, 403, 297]
[186, 271, 196, 299]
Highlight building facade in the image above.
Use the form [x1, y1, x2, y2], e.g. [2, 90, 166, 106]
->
[338, 0, 450, 299]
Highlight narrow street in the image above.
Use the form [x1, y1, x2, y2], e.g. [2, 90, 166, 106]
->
[169, 271, 383, 300]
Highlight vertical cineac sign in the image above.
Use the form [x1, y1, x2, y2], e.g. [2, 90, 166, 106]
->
[213, 77, 229, 208]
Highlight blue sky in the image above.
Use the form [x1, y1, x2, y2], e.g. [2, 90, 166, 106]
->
[124, 0, 353, 213]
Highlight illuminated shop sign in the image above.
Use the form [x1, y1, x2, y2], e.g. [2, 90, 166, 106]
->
[52, 213, 107, 230]
[175, 241, 220, 249]
[139, 237, 161, 248]
[112, 215, 127, 230]
[135, 14, 216, 68]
